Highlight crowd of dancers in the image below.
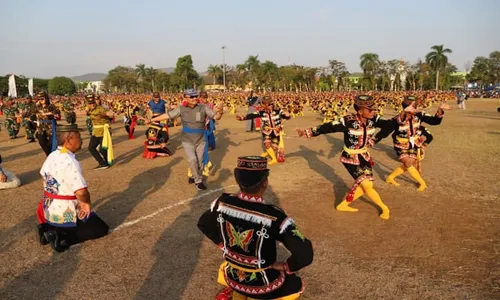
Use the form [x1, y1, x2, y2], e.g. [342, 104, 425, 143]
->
[0, 89, 456, 299]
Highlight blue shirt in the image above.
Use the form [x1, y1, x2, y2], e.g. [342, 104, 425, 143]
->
[148, 99, 167, 115]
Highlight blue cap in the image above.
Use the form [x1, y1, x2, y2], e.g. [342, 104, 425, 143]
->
[184, 89, 199, 98]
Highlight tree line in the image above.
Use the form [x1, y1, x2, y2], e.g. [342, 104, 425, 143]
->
[105, 45, 499, 93]
[103, 55, 201, 93]
[0, 76, 76, 97]
[2, 45, 499, 96]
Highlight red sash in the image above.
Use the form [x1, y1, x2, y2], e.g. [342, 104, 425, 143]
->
[254, 105, 261, 130]
[128, 116, 138, 139]
[37, 191, 77, 224]
[255, 117, 261, 130]
[143, 141, 158, 159]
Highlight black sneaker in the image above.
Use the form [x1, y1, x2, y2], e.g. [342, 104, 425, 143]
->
[188, 177, 195, 184]
[37, 224, 49, 245]
[195, 182, 207, 190]
[94, 164, 109, 170]
[28, 138, 36, 143]
[44, 231, 68, 252]
[57, 240, 70, 252]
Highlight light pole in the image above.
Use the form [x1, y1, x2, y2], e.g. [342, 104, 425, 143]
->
[222, 45, 226, 92]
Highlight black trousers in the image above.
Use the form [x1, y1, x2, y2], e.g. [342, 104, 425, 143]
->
[44, 213, 109, 246]
[343, 156, 374, 180]
[149, 146, 171, 155]
[242, 274, 303, 299]
[125, 120, 134, 134]
[88, 135, 108, 165]
[125, 124, 134, 134]
[37, 131, 52, 156]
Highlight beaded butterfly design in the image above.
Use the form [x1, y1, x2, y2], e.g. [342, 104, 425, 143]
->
[225, 222, 254, 252]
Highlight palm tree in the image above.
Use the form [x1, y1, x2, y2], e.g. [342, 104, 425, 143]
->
[134, 64, 147, 92]
[425, 45, 452, 90]
[207, 64, 221, 85]
[260, 60, 279, 90]
[145, 67, 156, 91]
[245, 55, 261, 87]
[235, 64, 248, 89]
[360, 53, 380, 90]
[135, 64, 146, 81]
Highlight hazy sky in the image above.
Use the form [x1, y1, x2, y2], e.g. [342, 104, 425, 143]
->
[1, 0, 499, 78]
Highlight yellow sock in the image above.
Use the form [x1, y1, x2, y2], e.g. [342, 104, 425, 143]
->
[203, 166, 210, 177]
[386, 165, 405, 186]
[276, 293, 301, 300]
[232, 291, 248, 300]
[336, 187, 363, 212]
[234, 292, 301, 300]
[266, 148, 278, 165]
[188, 168, 192, 177]
[203, 162, 213, 176]
[407, 166, 427, 191]
[360, 180, 390, 220]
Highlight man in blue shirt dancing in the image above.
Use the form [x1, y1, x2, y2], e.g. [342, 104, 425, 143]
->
[148, 92, 168, 120]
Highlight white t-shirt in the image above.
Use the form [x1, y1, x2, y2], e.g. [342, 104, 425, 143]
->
[40, 147, 87, 226]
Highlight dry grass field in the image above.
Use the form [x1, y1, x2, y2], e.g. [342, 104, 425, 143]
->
[0, 98, 499, 300]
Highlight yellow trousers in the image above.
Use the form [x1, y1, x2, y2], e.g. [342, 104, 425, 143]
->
[217, 262, 301, 300]
[232, 292, 300, 300]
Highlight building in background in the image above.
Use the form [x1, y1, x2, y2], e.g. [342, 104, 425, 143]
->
[85, 81, 105, 93]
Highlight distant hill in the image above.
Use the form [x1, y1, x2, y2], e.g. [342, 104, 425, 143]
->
[350, 72, 364, 77]
[70, 67, 201, 82]
[159, 67, 175, 74]
[71, 73, 107, 82]
[159, 67, 205, 75]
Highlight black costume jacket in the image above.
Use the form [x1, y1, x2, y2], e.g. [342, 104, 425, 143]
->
[198, 193, 313, 298]
[244, 109, 291, 136]
[307, 114, 393, 165]
[373, 112, 442, 150]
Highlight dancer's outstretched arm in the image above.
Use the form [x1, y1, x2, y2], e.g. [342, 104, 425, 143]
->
[296, 118, 348, 138]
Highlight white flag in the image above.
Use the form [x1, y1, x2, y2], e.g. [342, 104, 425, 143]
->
[28, 78, 34, 96]
[8, 74, 17, 98]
